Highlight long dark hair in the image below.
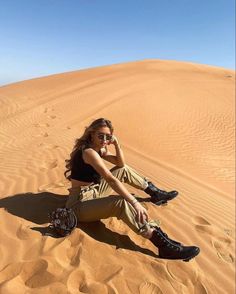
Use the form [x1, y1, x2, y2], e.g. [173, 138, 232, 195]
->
[64, 118, 114, 181]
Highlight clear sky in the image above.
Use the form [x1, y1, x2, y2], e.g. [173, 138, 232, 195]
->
[0, 0, 235, 86]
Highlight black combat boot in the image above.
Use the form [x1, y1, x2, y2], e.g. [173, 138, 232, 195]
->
[144, 181, 178, 205]
[150, 227, 200, 261]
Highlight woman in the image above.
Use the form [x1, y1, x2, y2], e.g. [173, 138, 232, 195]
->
[64, 118, 200, 261]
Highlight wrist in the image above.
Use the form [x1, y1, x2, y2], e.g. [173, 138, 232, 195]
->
[114, 142, 120, 148]
[130, 198, 139, 206]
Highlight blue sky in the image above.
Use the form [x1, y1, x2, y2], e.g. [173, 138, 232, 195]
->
[0, 0, 235, 86]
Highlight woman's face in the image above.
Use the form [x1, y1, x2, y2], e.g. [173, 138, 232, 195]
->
[91, 126, 112, 148]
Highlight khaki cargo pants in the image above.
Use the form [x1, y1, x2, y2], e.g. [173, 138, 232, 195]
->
[66, 164, 160, 236]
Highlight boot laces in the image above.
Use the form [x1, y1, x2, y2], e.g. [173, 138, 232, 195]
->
[158, 228, 181, 251]
[148, 182, 169, 196]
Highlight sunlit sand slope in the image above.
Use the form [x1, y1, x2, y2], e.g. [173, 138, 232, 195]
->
[0, 60, 235, 293]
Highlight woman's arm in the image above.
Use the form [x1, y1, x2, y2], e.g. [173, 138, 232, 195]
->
[112, 136, 125, 167]
[102, 136, 125, 167]
[83, 149, 148, 223]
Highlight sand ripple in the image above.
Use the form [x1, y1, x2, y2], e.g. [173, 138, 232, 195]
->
[0, 60, 235, 293]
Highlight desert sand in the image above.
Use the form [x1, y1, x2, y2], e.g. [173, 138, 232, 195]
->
[0, 59, 235, 293]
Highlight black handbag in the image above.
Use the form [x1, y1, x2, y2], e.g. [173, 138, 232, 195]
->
[48, 207, 77, 237]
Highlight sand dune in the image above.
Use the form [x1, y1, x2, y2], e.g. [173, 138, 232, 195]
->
[0, 59, 235, 293]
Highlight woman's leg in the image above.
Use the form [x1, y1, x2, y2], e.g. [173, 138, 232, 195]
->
[73, 194, 199, 261]
[74, 194, 156, 237]
[66, 164, 148, 207]
[66, 186, 96, 208]
[97, 164, 178, 206]
[97, 164, 149, 198]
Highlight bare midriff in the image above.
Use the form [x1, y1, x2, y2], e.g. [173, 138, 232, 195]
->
[71, 178, 93, 188]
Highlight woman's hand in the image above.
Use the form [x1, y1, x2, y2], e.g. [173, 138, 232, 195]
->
[108, 135, 118, 145]
[133, 202, 149, 224]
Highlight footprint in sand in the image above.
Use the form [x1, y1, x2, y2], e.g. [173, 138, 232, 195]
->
[68, 231, 85, 247]
[223, 228, 233, 237]
[20, 259, 48, 281]
[20, 259, 56, 288]
[95, 263, 123, 283]
[23, 242, 44, 260]
[192, 216, 211, 226]
[192, 216, 234, 263]
[69, 246, 83, 266]
[44, 107, 54, 113]
[16, 224, 32, 240]
[34, 132, 49, 138]
[38, 142, 60, 149]
[0, 262, 23, 284]
[42, 282, 68, 293]
[33, 123, 50, 128]
[139, 281, 163, 294]
[166, 261, 199, 285]
[192, 216, 213, 235]
[194, 281, 209, 294]
[80, 281, 109, 294]
[39, 160, 58, 171]
[212, 237, 234, 263]
[47, 115, 57, 119]
[67, 269, 86, 291]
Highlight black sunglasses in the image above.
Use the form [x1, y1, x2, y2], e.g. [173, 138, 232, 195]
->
[97, 133, 113, 141]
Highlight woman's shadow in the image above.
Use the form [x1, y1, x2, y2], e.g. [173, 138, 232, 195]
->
[0, 192, 156, 258]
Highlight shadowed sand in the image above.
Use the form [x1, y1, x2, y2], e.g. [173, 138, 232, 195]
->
[0, 59, 235, 293]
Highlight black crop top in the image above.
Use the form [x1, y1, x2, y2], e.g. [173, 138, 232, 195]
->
[70, 148, 102, 183]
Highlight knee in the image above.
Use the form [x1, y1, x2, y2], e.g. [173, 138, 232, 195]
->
[113, 196, 128, 210]
[115, 196, 126, 207]
[114, 164, 127, 170]
[116, 196, 132, 219]
[110, 164, 127, 173]
[116, 197, 134, 215]
[108, 196, 128, 219]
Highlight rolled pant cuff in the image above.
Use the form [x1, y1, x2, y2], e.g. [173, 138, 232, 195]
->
[138, 219, 161, 235]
